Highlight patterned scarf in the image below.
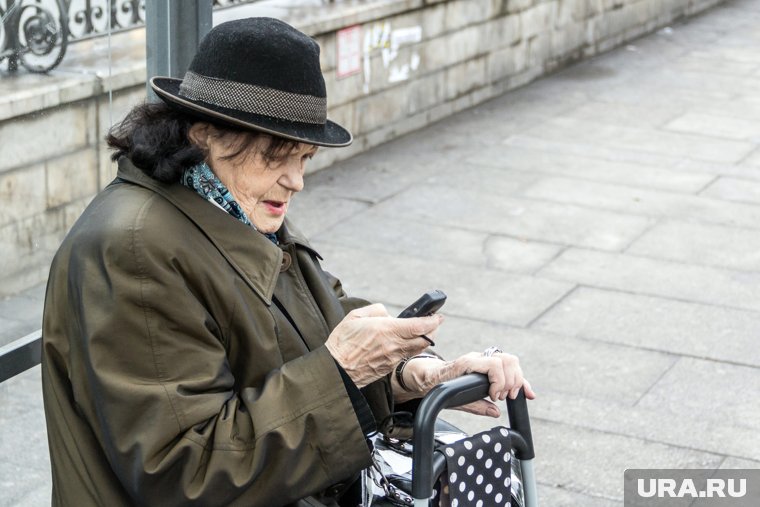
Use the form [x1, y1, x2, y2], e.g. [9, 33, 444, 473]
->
[182, 161, 279, 244]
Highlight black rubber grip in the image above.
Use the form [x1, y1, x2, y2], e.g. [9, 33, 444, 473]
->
[411, 373, 535, 499]
[507, 388, 535, 460]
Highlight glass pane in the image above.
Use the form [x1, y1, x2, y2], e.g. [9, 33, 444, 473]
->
[2, 2, 340, 504]
[1, 1, 132, 503]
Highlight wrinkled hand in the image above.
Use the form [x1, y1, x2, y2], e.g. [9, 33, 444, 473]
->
[393, 352, 536, 417]
[325, 303, 444, 388]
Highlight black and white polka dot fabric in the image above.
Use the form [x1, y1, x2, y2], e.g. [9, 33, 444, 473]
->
[441, 427, 514, 507]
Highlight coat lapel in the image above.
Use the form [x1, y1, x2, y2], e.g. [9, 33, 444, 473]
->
[279, 218, 322, 259]
[116, 158, 282, 305]
[274, 218, 333, 351]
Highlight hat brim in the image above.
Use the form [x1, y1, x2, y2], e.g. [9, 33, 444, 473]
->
[150, 77, 352, 148]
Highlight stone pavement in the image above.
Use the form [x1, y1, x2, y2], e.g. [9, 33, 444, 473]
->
[3, 0, 760, 504]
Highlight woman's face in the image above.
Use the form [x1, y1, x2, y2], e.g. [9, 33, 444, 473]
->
[190, 124, 317, 234]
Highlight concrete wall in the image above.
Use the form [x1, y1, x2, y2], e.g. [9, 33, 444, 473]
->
[0, 0, 725, 297]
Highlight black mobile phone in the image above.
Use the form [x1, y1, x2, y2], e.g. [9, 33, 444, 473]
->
[397, 289, 447, 319]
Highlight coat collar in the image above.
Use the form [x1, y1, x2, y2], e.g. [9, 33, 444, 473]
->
[278, 218, 323, 260]
[116, 157, 315, 305]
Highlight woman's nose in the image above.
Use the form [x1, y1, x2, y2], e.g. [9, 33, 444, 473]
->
[279, 161, 305, 192]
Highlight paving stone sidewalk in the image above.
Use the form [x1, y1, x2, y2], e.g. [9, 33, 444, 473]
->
[3, 0, 760, 504]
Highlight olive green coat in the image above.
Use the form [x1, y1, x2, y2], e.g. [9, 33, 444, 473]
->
[42, 159, 390, 506]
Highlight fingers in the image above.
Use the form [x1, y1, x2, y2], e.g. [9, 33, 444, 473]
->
[505, 357, 524, 400]
[346, 303, 391, 319]
[486, 359, 507, 402]
[328, 305, 445, 388]
[425, 322, 442, 342]
[522, 378, 536, 400]
[347, 305, 443, 343]
[453, 399, 501, 418]
[454, 352, 533, 401]
[392, 313, 444, 339]
[347, 305, 442, 344]
[488, 353, 522, 400]
[398, 337, 434, 358]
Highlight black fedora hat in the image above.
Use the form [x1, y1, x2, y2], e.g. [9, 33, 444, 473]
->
[150, 17, 351, 147]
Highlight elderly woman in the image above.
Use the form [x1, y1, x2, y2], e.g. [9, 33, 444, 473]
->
[41, 17, 534, 507]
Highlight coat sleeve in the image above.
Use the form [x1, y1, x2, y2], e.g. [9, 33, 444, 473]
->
[321, 265, 373, 315]
[317, 265, 407, 435]
[318, 264, 440, 440]
[66, 211, 371, 507]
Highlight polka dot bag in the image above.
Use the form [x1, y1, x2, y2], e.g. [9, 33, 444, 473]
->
[439, 427, 516, 507]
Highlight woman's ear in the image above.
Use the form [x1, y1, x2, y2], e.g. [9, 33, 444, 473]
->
[188, 122, 210, 149]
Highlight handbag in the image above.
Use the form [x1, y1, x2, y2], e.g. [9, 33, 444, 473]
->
[363, 427, 522, 507]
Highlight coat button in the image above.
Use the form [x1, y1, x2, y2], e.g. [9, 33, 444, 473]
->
[280, 251, 292, 272]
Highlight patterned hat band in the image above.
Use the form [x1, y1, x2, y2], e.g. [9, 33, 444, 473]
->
[178, 71, 327, 125]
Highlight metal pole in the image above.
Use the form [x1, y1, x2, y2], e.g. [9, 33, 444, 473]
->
[521, 459, 539, 507]
[0, 331, 42, 383]
[6, 0, 20, 72]
[145, 0, 212, 101]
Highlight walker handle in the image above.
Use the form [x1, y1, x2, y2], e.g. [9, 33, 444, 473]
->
[410, 373, 534, 500]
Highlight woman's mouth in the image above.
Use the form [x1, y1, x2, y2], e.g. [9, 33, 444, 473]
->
[262, 200, 287, 216]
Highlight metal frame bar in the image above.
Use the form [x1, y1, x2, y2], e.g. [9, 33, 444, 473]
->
[521, 459, 538, 507]
[411, 374, 538, 506]
[0, 330, 42, 383]
[145, 0, 212, 100]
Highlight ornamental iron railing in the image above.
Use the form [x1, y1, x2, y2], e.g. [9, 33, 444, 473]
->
[0, 0, 273, 74]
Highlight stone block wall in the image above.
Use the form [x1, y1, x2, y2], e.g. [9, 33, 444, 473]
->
[309, 0, 725, 169]
[0, 0, 725, 298]
[0, 84, 145, 297]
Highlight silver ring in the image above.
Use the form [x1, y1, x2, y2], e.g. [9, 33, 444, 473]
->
[483, 346, 503, 357]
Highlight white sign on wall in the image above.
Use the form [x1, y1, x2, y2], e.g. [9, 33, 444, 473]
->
[336, 25, 362, 78]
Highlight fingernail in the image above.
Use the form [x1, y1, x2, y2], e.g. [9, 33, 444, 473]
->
[487, 406, 499, 417]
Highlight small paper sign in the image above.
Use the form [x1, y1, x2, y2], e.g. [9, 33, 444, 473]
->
[337, 25, 362, 78]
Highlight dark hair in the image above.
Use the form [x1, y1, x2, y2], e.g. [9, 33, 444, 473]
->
[106, 102, 299, 183]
